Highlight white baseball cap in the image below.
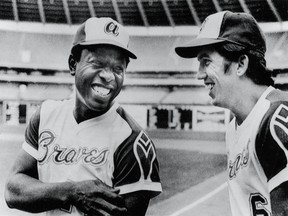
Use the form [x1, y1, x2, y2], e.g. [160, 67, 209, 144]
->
[175, 11, 266, 58]
[72, 17, 137, 59]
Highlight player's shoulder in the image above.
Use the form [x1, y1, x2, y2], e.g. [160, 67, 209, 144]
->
[42, 98, 70, 109]
[255, 89, 288, 183]
[116, 105, 143, 133]
[39, 99, 73, 127]
[263, 89, 288, 121]
[266, 88, 288, 103]
[257, 89, 288, 135]
[41, 98, 72, 114]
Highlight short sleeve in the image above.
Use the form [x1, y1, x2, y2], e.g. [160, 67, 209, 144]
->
[113, 130, 162, 197]
[256, 101, 288, 192]
[22, 107, 41, 159]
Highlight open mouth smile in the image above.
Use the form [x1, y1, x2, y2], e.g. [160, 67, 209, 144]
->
[205, 83, 215, 91]
[91, 85, 111, 97]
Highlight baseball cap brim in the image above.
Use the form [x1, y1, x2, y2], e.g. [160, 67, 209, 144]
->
[175, 38, 226, 58]
[79, 39, 137, 59]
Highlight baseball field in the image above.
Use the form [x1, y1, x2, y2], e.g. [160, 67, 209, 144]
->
[0, 125, 231, 216]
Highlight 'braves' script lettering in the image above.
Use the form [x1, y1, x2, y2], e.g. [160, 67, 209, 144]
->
[38, 131, 109, 167]
[228, 144, 249, 179]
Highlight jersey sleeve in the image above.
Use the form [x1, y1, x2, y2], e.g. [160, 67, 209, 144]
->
[22, 107, 41, 159]
[113, 130, 162, 198]
[256, 101, 288, 192]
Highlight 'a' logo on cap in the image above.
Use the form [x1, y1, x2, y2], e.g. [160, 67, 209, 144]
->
[104, 22, 119, 36]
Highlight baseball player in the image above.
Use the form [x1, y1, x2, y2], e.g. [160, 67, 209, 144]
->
[175, 11, 288, 216]
[5, 17, 162, 216]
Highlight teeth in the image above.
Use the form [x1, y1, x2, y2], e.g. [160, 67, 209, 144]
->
[206, 84, 214, 90]
[92, 86, 110, 96]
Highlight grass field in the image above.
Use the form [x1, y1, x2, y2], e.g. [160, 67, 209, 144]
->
[151, 149, 226, 205]
[0, 126, 227, 215]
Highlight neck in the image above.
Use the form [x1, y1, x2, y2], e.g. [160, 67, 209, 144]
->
[231, 85, 268, 125]
[73, 101, 113, 124]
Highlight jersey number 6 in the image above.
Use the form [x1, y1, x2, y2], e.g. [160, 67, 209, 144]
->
[249, 193, 271, 216]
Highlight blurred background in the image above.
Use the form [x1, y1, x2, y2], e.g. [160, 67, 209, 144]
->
[2, 0, 288, 139]
[0, 1, 287, 215]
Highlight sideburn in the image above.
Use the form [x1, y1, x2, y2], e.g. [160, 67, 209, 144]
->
[223, 60, 233, 74]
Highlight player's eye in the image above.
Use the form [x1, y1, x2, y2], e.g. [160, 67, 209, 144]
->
[199, 58, 211, 68]
[86, 60, 102, 68]
[113, 66, 124, 74]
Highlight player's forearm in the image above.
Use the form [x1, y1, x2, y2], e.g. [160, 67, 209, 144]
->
[5, 173, 73, 213]
[122, 191, 150, 216]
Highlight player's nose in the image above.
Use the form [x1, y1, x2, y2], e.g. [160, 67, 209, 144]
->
[197, 68, 207, 80]
[99, 68, 114, 82]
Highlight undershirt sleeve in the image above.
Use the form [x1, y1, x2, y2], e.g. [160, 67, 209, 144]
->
[22, 107, 41, 159]
[113, 130, 162, 197]
[256, 101, 288, 192]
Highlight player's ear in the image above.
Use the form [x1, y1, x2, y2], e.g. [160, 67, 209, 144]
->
[236, 54, 249, 77]
[68, 55, 77, 76]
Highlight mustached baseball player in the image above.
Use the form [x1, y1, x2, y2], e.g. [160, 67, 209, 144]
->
[175, 11, 288, 216]
[5, 17, 162, 216]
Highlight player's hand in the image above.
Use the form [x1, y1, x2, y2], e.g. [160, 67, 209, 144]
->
[69, 179, 127, 216]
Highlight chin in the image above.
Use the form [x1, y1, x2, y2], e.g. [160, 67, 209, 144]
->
[211, 100, 218, 107]
[209, 95, 216, 105]
[210, 98, 221, 107]
[87, 100, 108, 112]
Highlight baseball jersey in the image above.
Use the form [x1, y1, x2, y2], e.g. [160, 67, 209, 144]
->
[23, 99, 162, 216]
[226, 86, 288, 216]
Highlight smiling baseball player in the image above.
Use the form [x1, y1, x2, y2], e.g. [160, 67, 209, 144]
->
[175, 11, 288, 216]
[5, 17, 162, 216]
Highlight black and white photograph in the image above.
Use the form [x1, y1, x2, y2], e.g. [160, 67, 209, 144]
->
[0, 0, 288, 216]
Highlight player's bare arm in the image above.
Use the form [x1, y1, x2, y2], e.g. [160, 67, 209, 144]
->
[122, 191, 151, 216]
[5, 149, 127, 215]
[5, 149, 70, 212]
